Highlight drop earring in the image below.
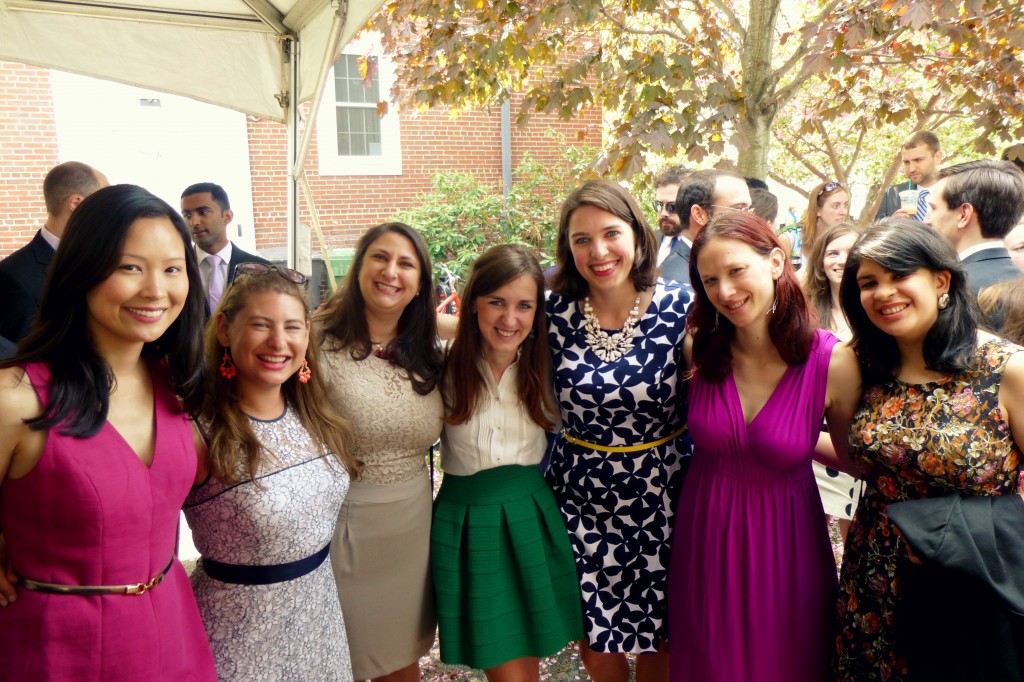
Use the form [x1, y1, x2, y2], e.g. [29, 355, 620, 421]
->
[297, 358, 312, 384]
[219, 349, 237, 380]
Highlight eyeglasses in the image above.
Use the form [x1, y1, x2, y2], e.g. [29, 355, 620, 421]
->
[232, 262, 309, 288]
[709, 204, 756, 214]
[653, 200, 677, 215]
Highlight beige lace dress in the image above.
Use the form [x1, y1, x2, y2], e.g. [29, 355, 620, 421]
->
[322, 337, 444, 679]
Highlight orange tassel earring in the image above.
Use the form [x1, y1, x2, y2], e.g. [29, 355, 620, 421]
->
[219, 349, 237, 380]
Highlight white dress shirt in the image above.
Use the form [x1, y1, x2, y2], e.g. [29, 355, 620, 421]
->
[197, 242, 233, 297]
[657, 234, 691, 266]
[439, 360, 550, 476]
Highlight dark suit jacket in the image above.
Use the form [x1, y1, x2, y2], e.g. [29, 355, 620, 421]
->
[202, 243, 272, 316]
[226, 243, 272, 285]
[0, 231, 54, 343]
[0, 335, 16, 360]
[889, 495, 1024, 681]
[962, 246, 1021, 332]
[659, 237, 691, 285]
[875, 182, 918, 220]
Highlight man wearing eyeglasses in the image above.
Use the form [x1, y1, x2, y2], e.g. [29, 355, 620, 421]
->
[666, 169, 754, 286]
[181, 182, 271, 315]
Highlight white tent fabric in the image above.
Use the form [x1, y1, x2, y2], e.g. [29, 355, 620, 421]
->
[0, 0, 386, 268]
[0, 0, 382, 123]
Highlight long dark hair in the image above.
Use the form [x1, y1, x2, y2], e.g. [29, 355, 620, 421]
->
[805, 221, 862, 332]
[200, 273, 359, 484]
[2, 184, 205, 436]
[839, 219, 978, 386]
[444, 244, 555, 430]
[688, 211, 816, 383]
[551, 179, 659, 299]
[320, 222, 443, 395]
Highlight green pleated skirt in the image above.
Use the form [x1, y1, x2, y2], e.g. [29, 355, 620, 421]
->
[430, 464, 585, 670]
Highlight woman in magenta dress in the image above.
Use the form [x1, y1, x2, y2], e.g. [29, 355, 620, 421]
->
[0, 185, 216, 680]
[667, 211, 861, 682]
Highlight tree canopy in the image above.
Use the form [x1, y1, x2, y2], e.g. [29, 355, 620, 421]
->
[371, 0, 1024, 189]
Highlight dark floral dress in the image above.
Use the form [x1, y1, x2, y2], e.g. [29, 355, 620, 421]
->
[833, 339, 1024, 681]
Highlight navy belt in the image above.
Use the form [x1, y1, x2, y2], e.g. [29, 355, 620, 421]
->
[202, 542, 331, 585]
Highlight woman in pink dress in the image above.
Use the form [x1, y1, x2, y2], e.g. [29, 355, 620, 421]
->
[668, 211, 860, 681]
[0, 184, 216, 681]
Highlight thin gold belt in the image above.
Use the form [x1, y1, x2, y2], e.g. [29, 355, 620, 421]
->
[563, 425, 687, 453]
[21, 556, 175, 596]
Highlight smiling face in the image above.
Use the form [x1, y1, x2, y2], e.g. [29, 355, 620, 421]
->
[474, 274, 538, 359]
[696, 236, 785, 328]
[357, 231, 422, 318]
[822, 231, 858, 291]
[217, 290, 310, 395]
[855, 259, 950, 343]
[568, 205, 637, 295]
[817, 190, 850, 230]
[86, 216, 189, 354]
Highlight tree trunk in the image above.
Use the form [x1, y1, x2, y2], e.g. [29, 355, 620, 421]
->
[736, 0, 781, 179]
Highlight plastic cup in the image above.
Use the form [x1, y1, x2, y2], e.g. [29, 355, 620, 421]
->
[899, 189, 921, 213]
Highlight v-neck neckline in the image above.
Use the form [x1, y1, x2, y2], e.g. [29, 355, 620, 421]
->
[103, 373, 159, 470]
[728, 364, 794, 429]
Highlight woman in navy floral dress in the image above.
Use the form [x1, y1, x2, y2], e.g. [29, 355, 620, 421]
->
[833, 220, 1024, 681]
[546, 179, 691, 682]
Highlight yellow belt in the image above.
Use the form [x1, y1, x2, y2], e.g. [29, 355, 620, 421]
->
[562, 425, 687, 453]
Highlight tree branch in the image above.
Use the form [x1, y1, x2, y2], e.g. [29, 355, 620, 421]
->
[706, 0, 746, 40]
[769, 170, 812, 198]
[814, 120, 845, 180]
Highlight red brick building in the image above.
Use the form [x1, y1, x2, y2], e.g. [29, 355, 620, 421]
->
[0, 57, 600, 259]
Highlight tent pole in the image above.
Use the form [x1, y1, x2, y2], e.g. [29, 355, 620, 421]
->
[285, 35, 300, 271]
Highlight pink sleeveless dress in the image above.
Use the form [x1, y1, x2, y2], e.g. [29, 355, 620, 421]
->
[668, 330, 839, 682]
[0, 362, 215, 681]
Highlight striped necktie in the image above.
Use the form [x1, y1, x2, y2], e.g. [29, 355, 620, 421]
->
[914, 188, 930, 222]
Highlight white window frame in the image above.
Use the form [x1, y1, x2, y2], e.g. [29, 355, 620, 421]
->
[316, 32, 402, 176]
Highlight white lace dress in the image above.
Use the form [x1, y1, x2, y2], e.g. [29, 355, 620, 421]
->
[321, 339, 444, 679]
[183, 406, 352, 681]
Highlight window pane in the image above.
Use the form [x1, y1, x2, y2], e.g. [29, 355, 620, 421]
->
[351, 109, 365, 134]
[351, 134, 367, 156]
[335, 108, 349, 134]
[337, 132, 350, 156]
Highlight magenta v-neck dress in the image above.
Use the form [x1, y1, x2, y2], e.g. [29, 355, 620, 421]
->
[0, 362, 216, 681]
[668, 330, 838, 682]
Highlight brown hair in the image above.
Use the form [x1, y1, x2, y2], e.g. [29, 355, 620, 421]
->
[801, 181, 848, 256]
[319, 222, 444, 395]
[978, 276, 1024, 343]
[902, 130, 941, 153]
[804, 221, 862, 332]
[551, 179, 659, 299]
[444, 244, 555, 430]
[200, 273, 360, 484]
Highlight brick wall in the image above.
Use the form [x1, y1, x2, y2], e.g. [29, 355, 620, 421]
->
[0, 62, 58, 256]
[0, 59, 600, 258]
[249, 96, 601, 253]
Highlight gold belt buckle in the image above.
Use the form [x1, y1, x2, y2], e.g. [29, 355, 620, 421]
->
[124, 574, 164, 595]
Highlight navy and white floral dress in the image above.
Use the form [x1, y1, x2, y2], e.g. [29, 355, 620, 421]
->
[546, 280, 692, 653]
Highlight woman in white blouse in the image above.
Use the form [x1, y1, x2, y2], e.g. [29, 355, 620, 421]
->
[431, 244, 584, 682]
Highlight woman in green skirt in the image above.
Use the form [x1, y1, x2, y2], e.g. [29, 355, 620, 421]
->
[431, 244, 585, 682]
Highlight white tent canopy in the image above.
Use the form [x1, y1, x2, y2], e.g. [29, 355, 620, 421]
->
[0, 0, 385, 268]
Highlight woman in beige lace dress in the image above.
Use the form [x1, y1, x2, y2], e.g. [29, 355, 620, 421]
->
[320, 222, 445, 682]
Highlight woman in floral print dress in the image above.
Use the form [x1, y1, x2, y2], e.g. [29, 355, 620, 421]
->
[833, 220, 1024, 681]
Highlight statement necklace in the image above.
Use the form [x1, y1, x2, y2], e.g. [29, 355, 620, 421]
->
[583, 293, 642, 362]
[371, 340, 393, 361]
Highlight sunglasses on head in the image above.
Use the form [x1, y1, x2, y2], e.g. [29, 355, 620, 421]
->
[232, 262, 309, 288]
[653, 200, 677, 215]
[819, 181, 845, 195]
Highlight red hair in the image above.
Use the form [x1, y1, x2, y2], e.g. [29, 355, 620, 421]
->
[687, 212, 817, 383]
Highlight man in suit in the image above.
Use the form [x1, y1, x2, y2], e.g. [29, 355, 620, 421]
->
[652, 166, 691, 284]
[875, 130, 944, 221]
[925, 159, 1024, 329]
[180, 183, 271, 314]
[668, 169, 753, 286]
[0, 161, 108, 343]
